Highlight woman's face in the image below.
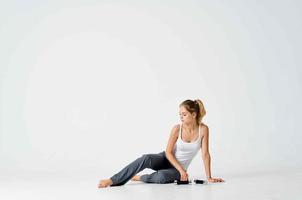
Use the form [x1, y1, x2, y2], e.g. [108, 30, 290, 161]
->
[179, 106, 196, 124]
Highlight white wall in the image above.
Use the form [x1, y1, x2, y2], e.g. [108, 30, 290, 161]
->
[1, 0, 301, 179]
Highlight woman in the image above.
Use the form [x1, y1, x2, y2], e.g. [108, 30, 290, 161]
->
[98, 99, 224, 188]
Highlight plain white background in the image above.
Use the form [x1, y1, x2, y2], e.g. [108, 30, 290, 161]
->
[1, 0, 302, 198]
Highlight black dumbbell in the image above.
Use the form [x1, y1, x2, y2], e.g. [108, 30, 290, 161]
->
[194, 179, 206, 184]
[176, 180, 190, 185]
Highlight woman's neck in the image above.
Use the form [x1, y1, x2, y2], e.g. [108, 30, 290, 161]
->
[183, 122, 199, 132]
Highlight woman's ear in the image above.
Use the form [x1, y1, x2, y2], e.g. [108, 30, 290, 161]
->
[192, 112, 197, 118]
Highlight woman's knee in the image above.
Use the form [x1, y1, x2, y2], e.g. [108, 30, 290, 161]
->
[156, 172, 175, 184]
[141, 154, 151, 161]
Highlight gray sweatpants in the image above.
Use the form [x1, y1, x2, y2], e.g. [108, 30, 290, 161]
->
[110, 151, 180, 186]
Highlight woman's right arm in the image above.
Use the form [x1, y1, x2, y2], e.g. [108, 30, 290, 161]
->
[165, 125, 188, 181]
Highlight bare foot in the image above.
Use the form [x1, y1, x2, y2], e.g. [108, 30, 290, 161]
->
[131, 175, 141, 181]
[98, 179, 113, 188]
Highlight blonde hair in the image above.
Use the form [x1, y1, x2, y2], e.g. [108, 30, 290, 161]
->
[179, 99, 206, 124]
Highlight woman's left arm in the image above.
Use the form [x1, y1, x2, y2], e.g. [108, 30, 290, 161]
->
[201, 125, 225, 183]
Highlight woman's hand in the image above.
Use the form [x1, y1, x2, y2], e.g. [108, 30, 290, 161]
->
[207, 177, 225, 183]
[179, 169, 189, 181]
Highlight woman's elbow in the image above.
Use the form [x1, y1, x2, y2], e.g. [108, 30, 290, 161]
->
[202, 152, 210, 160]
[165, 150, 173, 158]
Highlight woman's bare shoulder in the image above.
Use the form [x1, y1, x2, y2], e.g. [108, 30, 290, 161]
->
[199, 123, 209, 136]
[172, 123, 180, 130]
[199, 122, 208, 129]
[170, 124, 180, 137]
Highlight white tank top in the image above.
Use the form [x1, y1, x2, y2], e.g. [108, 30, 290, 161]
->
[173, 123, 202, 170]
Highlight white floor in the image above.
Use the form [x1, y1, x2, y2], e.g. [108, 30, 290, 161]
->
[1, 169, 302, 200]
